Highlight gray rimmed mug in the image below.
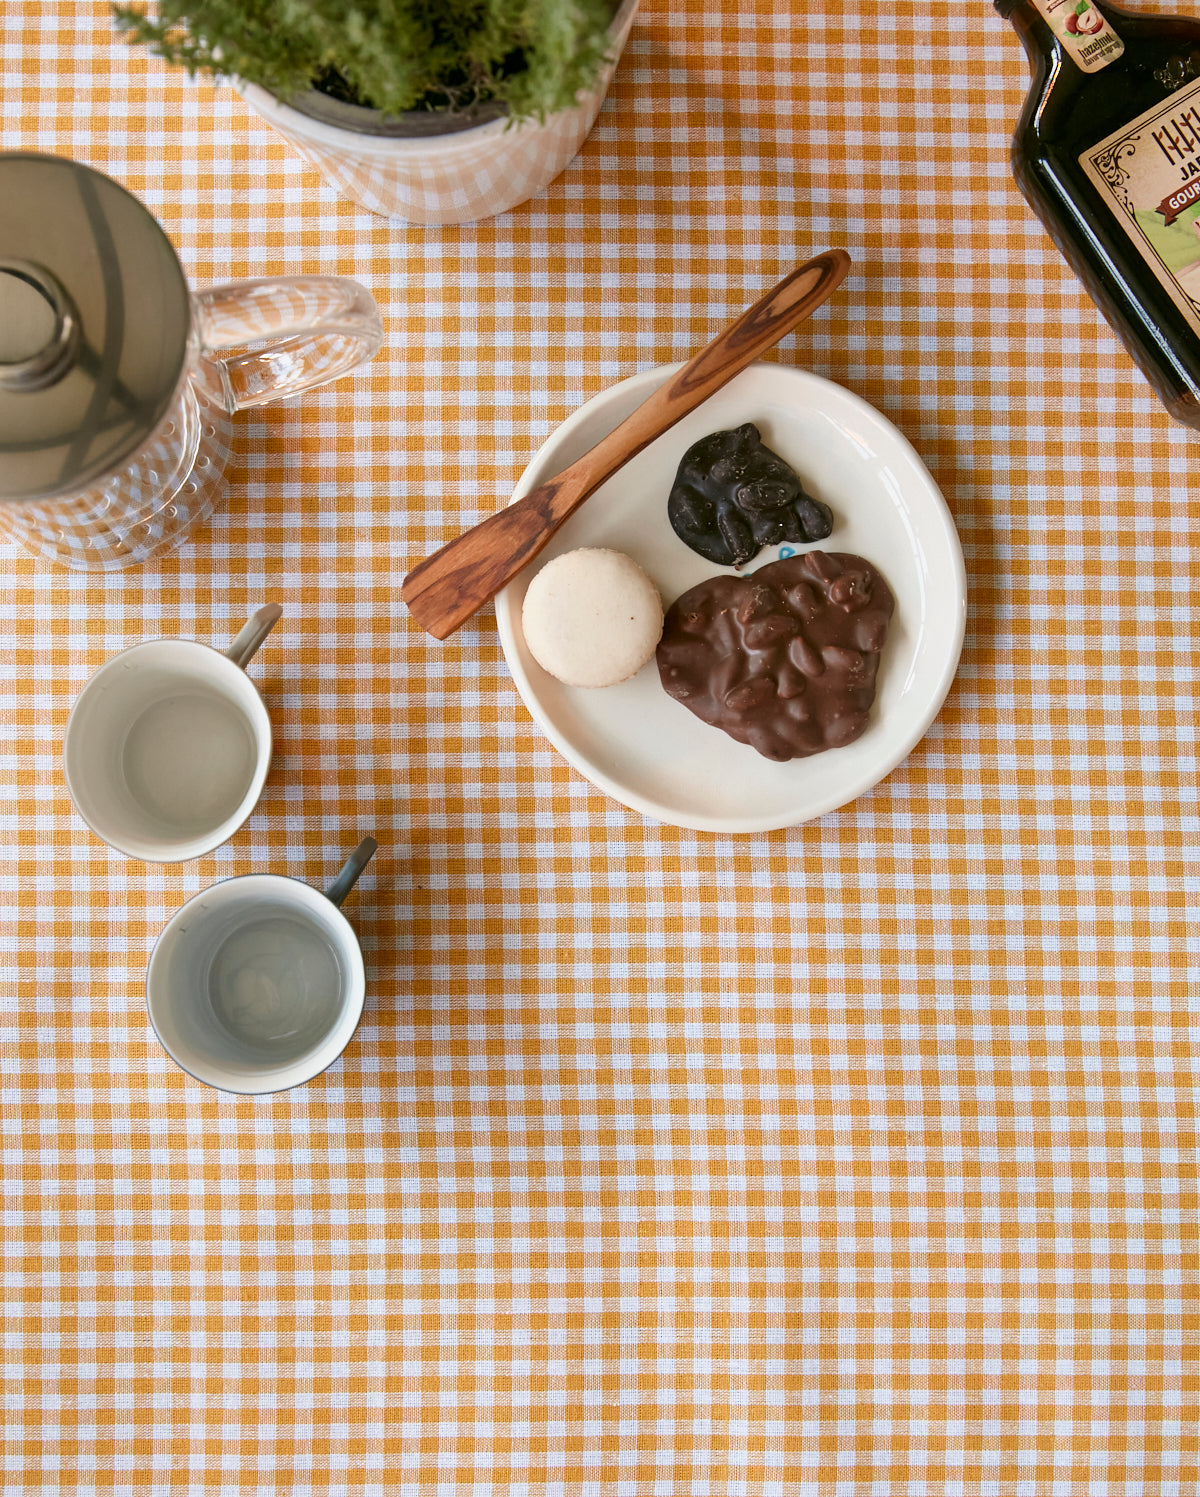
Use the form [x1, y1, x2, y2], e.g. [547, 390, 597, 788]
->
[146, 837, 378, 1094]
[62, 604, 281, 862]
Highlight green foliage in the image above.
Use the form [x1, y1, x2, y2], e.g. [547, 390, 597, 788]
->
[112, 0, 618, 122]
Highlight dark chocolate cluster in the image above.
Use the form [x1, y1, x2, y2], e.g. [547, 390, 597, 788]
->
[667, 423, 833, 567]
[656, 551, 894, 762]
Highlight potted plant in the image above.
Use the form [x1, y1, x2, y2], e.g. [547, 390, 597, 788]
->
[114, 0, 639, 225]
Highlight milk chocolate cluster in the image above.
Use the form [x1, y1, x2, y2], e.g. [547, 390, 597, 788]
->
[656, 550, 894, 761]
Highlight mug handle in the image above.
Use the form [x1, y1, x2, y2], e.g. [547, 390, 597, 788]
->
[193, 276, 383, 411]
[226, 602, 283, 669]
[326, 837, 379, 909]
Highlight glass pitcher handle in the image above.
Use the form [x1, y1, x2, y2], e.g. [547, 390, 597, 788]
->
[192, 276, 383, 411]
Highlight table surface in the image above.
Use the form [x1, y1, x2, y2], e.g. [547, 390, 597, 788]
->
[2, 1, 1197, 1492]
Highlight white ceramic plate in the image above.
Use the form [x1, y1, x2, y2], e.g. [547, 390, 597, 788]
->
[494, 362, 966, 834]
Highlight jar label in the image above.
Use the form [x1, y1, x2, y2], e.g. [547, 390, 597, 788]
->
[1081, 73, 1200, 340]
[1030, 0, 1124, 71]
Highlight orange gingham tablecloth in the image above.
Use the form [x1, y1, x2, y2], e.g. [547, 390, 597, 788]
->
[1, 1, 1197, 1492]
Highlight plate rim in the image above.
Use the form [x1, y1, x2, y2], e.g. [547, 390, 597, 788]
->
[495, 361, 967, 834]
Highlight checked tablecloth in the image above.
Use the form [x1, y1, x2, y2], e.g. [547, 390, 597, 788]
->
[1, 1, 1197, 1493]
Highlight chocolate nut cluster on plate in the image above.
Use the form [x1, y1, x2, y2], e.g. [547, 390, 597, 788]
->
[667, 422, 834, 567]
[656, 550, 895, 762]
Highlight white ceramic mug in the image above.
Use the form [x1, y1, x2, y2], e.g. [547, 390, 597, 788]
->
[62, 604, 281, 862]
[145, 837, 378, 1094]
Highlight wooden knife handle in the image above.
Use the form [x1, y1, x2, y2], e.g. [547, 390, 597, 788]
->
[402, 249, 852, 640]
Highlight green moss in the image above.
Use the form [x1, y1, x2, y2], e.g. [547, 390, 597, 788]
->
[113, 0, 618, 123]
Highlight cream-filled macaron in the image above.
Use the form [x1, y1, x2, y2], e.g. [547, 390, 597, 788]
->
[521, 547, 664, 687]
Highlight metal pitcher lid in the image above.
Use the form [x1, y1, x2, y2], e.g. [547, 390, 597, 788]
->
[0, 153, 191, 504]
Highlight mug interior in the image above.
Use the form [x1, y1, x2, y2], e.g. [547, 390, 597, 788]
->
[63, 639, 271, 861]
[146, 874, 366, 1094]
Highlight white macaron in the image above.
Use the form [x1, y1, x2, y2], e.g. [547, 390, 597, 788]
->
[521, 547, 664, 688]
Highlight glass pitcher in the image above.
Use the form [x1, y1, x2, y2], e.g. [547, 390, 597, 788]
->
[0, 153, 382, 571]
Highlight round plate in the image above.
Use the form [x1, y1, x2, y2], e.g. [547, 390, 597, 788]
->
[494, 362, 966, 834]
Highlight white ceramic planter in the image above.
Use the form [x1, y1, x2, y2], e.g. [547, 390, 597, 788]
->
[236, 0, 639, 226]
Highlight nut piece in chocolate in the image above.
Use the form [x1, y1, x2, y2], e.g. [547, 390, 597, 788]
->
[656, 551, 894, 762]
[667, 422, 833, 567]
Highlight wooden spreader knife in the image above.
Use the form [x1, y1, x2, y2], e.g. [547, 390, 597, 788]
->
[401, 249, 852, 640]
